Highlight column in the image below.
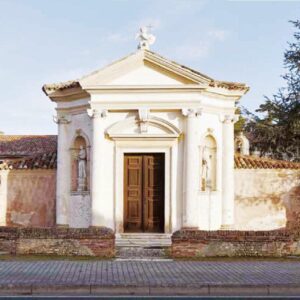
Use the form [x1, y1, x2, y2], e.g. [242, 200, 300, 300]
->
[54, 114, 71, 226]
[221, 114, 236, 228]
[182, 108, 201, 228]
[88, 109, 109, 227]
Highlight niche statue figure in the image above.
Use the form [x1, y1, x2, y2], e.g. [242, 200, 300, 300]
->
[201, 147, 212, 191]
[77, 145, 87, 191]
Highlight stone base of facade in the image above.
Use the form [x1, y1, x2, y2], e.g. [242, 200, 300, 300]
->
[0, 227, 115, 257]
[171, 229, 300, 258]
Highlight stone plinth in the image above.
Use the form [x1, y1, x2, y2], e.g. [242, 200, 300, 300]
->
[69, 192, 91, 228]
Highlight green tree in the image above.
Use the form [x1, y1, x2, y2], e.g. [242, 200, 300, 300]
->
[234, 107, 246, 134]
[244, 20, 300, 161]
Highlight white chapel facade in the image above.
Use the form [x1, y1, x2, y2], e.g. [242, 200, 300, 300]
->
[43, 34, 249, 234]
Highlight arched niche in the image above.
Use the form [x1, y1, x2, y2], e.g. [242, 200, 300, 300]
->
[200, 135, 217, 191]
[70, 131, 90, 192]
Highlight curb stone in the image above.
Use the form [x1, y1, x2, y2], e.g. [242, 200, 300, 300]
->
[0, 284, 300, 296]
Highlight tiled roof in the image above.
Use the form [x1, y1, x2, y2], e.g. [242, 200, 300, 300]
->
[42, 80, 80, 93]
[0, 151, 57, 170]
[0, 135, 57, 158]
[235, 154, 300, 169]
[1, 151, 299, 171]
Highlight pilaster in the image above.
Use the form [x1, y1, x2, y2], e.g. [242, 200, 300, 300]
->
[87, 109, 111, 228]
[182, 108, 202, 229]
[53, 114, 71, 226]
[221, 114, 238, 229]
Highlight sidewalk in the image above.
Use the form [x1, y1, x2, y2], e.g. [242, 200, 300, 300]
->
[1, 259, 300, 296]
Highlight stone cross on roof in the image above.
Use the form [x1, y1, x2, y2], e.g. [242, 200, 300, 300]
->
[136, 26, 156, 50]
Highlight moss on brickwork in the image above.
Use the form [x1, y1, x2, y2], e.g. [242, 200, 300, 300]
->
[171, 229, 300, 258]
[0, 227, 115, 258]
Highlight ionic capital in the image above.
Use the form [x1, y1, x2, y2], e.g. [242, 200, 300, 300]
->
[53, 114, 71, 124]
[182, 108, 202, 118]
[87, 109, 108, 119]
[220, 114, 239, 124]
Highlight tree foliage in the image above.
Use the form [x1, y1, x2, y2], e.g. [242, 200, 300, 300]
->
[244, 20, 300, 161]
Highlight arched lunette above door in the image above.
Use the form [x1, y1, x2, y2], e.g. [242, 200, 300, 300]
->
[106, 115, 181, 140]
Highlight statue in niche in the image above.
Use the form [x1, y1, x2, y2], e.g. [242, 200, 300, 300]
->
[77, 145, 87, 191]
[201, 147, 212, 191]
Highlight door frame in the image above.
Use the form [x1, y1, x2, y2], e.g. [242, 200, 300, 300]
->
[114, 140, 175, 234]
[123, 153, 165, 233]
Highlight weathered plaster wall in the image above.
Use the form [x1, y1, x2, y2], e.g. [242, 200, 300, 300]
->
[4, 170, 56, 227]
[234, 169, 300, 230]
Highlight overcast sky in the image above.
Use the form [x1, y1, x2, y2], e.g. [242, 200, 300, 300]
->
[0, 0, 299, 134]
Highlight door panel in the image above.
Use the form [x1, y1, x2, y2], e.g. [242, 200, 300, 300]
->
[143, 154, 164, 232]
[124, 155, 143, 232]
[124, 153, 164, 233]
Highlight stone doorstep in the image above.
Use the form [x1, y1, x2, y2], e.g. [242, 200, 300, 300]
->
[115, 233, 172, 259]
[2, 285, 300, 296]
[115, 233, 172, 247]
[116, 240, 172, 247]
[115, 246, 170, 259]
[117, 233, 172, 238]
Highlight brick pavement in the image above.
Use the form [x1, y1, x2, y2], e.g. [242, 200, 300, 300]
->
[0, 260, 300, 287]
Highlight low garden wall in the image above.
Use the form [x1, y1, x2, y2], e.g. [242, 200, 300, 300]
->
[0, 227, 115, 257]
[234, 169, 300, 230]
[172, 230, 300, 258]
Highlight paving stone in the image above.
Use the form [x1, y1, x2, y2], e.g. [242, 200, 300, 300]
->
[0, 260, 300, 291]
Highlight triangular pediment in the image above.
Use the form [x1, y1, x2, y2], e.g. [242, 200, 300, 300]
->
[43, 49, 249, 100]
[79, 50, 212, 87]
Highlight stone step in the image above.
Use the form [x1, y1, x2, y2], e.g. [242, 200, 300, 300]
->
[116, 238, 171, 247]
[118, 233, 171, 239]
[116, 246, 170, 259]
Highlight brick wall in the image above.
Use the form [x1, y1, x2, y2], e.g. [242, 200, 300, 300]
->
[0, 227, 115, 257]
[171, 230, 300, 258]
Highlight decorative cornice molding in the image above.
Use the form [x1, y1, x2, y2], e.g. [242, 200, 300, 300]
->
[53, 114, 71, 124]
[87, 109, 108, 119]
[182, 108, 202, 118]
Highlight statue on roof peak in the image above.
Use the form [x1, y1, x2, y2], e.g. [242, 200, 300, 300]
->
[136, 26, 156, 50]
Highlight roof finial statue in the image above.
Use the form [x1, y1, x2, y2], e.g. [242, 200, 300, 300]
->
[136, 26, 156, 50]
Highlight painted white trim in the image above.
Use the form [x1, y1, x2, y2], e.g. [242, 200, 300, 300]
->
[114, 140, 176, 234]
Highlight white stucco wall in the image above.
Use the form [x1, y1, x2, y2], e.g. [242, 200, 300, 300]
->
[52, 54, 241, 232]
[234, 169, 300, 230]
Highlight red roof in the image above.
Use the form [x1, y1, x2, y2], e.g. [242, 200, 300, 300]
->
[235, 154, 300, 169]
[0, 135, 57, 159]
[0, 152, 299, 171]
[0, 135, 299, 170]
[0, 151, 56, 170]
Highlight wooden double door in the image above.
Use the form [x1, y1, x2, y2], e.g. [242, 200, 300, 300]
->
[124, 153, 165, 233]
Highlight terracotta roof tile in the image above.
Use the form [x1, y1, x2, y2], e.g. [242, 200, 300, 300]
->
[0, 151, 57, 170]
[234, 154, 300, 169]
[42, 80, 80, 94]
[0, 135, 57, 158]
[1, 145, 299, 171]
